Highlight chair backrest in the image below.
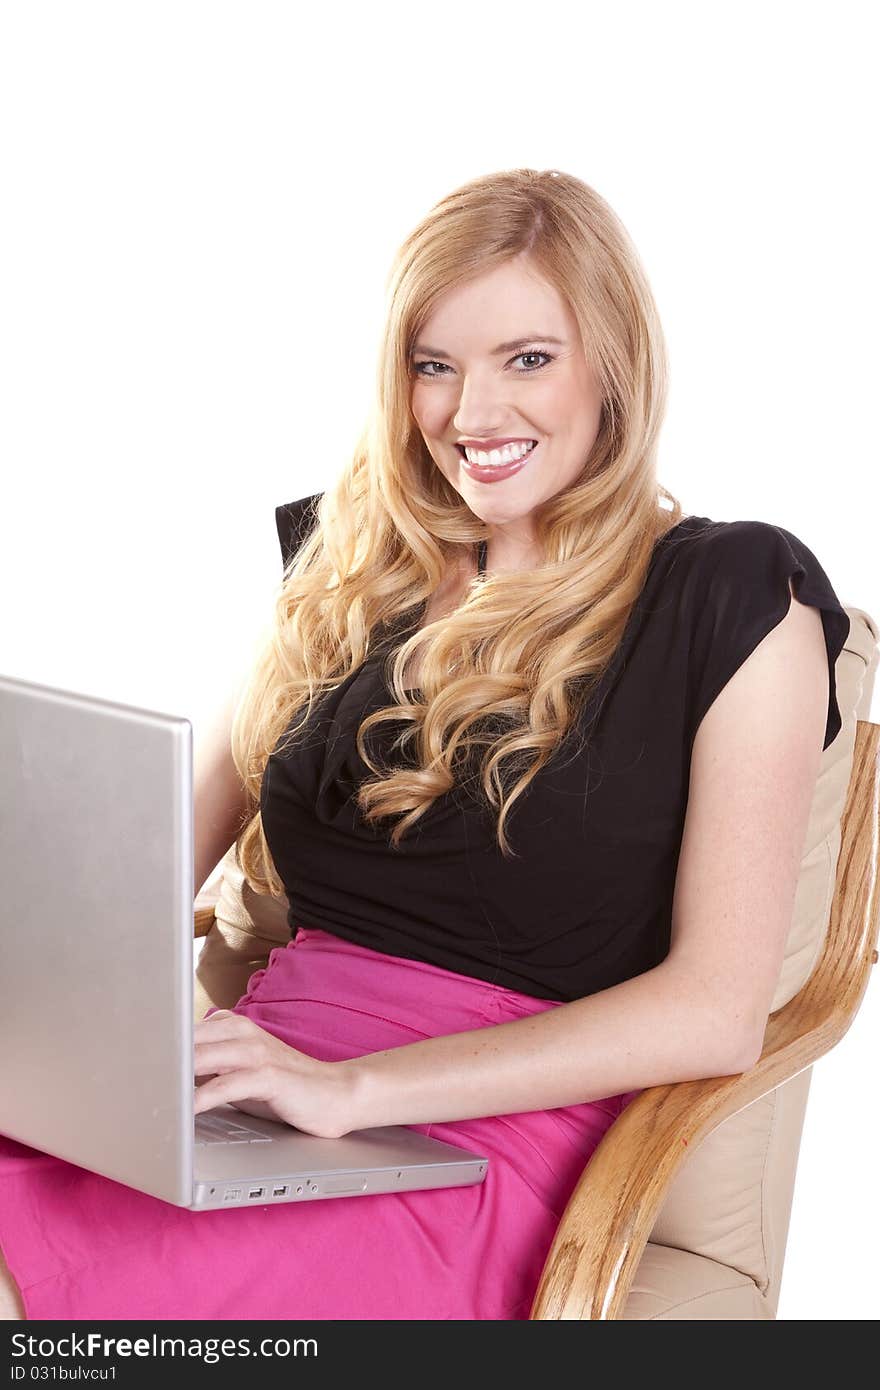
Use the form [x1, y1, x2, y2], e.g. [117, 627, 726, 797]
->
[645, 602, 879, 1315]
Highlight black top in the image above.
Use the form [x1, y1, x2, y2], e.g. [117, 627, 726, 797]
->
[262, 494, 851, 1003]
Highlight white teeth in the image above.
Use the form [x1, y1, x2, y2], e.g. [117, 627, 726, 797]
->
[463, 440, 536, 467]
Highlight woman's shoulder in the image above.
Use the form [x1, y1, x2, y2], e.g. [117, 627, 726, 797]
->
[653, 513, 833, 586]
[275, 492, 324, 569]
[656, 513, 850, 752]
[656, 511, 781, 553]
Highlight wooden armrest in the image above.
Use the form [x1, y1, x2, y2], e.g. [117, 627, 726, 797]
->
[530, 719, 880, 1319]
[193, 880, 223, 939]
[194, 903, 217, 938]
[193, 862, 232, 938]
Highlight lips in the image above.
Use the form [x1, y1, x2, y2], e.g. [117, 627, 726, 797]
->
[459, 440, 539, 483]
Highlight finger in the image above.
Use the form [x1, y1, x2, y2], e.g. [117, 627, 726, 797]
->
[193, 1068, 267, 1115]
[194, 1039, 257, 1077]
[228, 1097, 279, 1122]
[194, 1012, 250, 1041]
[196, 1008, 237, 1029]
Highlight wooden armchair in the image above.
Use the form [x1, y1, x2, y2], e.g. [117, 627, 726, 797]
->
[193, 601, 879, 1319]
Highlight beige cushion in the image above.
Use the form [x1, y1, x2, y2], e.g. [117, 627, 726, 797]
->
[641, 1061, 812, 1318]
[622, 1244, 771, 1319]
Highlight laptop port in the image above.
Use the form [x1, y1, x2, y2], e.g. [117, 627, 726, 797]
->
[273, 1185, 288, 1197]
[248, 1187, 265, 1199]
[223, 1188, 242, 1202]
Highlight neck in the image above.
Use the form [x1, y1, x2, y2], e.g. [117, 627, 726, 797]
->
[480, 536, 543, 575]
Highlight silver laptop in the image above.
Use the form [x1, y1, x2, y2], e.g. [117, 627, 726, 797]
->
[0, 672, 489, 1211]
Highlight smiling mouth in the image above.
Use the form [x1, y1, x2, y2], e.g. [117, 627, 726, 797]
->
[454, 441, 538, 461]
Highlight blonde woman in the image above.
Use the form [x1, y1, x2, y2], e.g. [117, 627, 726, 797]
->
[0, 169, 849, 1321]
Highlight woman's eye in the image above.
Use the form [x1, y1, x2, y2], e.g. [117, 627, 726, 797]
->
[412, 351, 553, 378]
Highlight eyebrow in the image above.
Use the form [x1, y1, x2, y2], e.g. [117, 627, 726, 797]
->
[410, 334, 565, 359]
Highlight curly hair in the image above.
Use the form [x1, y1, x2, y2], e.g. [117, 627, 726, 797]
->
[230, 167, 682, 894]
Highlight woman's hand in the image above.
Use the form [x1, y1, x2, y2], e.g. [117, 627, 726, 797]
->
[193, 1010, 357, 1140]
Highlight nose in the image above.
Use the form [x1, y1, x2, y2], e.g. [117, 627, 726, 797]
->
[452, 368, 514, 439]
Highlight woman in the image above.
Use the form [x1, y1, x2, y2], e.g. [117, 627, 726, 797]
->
[0, 168, 849, 1320]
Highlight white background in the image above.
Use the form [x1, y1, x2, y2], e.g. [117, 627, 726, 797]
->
[2, 0, 877, 1320]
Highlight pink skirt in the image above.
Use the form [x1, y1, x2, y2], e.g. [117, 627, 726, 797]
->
[0, 927, 640, 1321]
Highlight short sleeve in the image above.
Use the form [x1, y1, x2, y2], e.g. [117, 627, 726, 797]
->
[687, 520, 851, 752]
[274, 492, 323, 571]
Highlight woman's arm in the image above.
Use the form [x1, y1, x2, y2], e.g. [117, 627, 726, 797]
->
[340, 958, 757, 1130]
[338, 582, 830, 1129]
[193, 673, 250, 898]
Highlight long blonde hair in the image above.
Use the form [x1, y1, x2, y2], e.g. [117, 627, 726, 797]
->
[231, 167, 683, 893]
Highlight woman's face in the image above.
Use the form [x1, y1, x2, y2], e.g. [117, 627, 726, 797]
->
[409, 253, 603, 568]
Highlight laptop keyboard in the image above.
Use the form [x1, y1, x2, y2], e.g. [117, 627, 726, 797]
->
[194, 1112, 274, 1146]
